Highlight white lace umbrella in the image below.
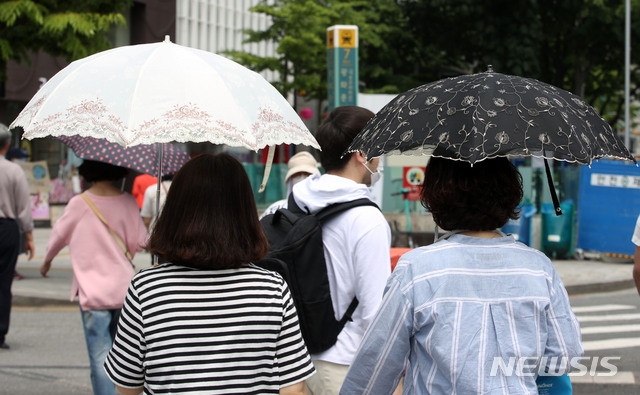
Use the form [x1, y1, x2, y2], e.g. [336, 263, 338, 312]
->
[11, 36, 319, 190]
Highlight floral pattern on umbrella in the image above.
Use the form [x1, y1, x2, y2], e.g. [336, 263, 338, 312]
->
[348, 72, 634, 165]
[10, 38, 320, 151]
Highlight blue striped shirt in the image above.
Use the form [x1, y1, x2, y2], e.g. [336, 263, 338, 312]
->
[340, 234, 583, 395]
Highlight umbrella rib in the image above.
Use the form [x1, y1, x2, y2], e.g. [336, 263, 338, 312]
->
[126, 44, 169, 146]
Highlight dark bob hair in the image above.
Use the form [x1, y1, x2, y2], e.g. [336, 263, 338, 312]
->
[78, 160, 129, 182]
[420, 157, 523, 231]
[316, 105, 374, 172]
[147, 153, 269, 269]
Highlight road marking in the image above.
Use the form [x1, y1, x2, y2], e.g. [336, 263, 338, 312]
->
[570, 371, 636, 384]
[13, 306, 77, 312]
[582, 337, 640, 351]
[572, 304, 637, 313]
[581, 324, 640, 335]
[576, 313, 640, 322]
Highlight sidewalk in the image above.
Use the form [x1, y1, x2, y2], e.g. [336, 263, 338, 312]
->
[11, 227, 637, 307]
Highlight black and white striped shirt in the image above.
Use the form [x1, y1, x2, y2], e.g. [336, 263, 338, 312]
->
[104, 263, 315, 394]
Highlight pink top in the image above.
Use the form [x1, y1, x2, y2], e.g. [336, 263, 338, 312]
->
[44, 191, 148, 310]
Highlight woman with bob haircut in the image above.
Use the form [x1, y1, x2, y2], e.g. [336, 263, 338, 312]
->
[104, 153, 315, 395]
[341, 157, 583, 394]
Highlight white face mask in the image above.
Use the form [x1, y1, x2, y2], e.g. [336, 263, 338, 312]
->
[362, 161, 382, 186]
[287, 174, 309, 195]
[290, 174, 307, 186]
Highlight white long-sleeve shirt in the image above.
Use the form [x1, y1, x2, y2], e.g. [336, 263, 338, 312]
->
[292, 173, 392, 365]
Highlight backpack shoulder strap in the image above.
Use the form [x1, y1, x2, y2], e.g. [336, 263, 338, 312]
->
[266, 194, 306, 226]
[339, 298, 359, 326]
[314, 198, 378, 325]
[286, 192, 306, 214]
[315, 198, 379, 222]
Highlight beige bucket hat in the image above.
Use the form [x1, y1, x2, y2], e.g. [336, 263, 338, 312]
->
[284, 151, 320, 182]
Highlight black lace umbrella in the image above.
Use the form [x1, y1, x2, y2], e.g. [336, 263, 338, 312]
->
[347, 68, 636, 214]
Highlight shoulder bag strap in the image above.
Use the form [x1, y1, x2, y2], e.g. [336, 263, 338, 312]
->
[80, 193, 134, 267]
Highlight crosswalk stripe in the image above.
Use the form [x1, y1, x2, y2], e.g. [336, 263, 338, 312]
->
[576, 313, 640, 322]
[570, 302, 640, 381]
[570, 371, 636, 384]
[582, 337, 640, 351]
[580, 324, 640, 335]
[572, 304, 637, 313]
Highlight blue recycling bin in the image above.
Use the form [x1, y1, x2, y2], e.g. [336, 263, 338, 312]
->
[541, 200, 575, 259]
[501, 204, 537, 246]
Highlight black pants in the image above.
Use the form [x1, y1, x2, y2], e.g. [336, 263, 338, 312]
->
[0, 218, 19, 344]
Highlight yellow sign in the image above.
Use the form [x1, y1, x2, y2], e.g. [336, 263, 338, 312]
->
[327, 25, 358, 110]
[338, 29, 356, 48]
[327, 31, 335, 48]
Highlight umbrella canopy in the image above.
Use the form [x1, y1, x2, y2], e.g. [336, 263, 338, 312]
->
[10, 36, 319, 152]
[57, 135, 189, 176]
[347, 69, 636, 216]
[347, 70, 634, 165]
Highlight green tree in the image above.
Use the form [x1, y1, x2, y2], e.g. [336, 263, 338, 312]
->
[0, 0, 130, 82]
[397, 0, 640, 128]
[229, 0, 639, 129]
[225, 0, 415, 102]
[355, 0, 425, 93]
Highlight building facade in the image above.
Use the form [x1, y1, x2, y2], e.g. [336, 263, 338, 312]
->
[3, 0, 282, 172]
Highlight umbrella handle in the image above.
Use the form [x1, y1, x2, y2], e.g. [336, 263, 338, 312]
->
[544, 159, 563, 216]
[152, 143, 165, 266]
[259, 146, 275, 193]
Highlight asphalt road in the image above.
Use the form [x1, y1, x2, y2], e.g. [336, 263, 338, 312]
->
[570, 288, 640, 394]
[1, 288, 639, 394]
[0, 306, 91, 395]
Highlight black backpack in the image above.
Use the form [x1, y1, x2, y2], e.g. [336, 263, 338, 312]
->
[257, 193, 379, 353]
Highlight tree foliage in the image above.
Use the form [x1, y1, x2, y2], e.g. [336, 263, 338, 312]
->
[396, 0, 640, 127]
[225, 0, 413, 101]
[232, 0, 640, 128]
[0, 0, 130, 81]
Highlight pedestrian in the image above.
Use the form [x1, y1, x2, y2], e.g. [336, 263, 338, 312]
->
[131, 173, 156, 209]
[5, 147, 30, 281]
[260, 150, 320, 219]
[340, 157, 584, 394]
[40, 160, 147, 395]
[104, 153, 315, 395]
[631, 214, 640, 296]
[283, 105, 392, 394]
[140, 174, 173, 265]
[0, 124, 35, 350]
[140, 174, 173, 232]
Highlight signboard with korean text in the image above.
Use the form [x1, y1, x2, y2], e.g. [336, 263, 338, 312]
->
[327, 25, 358, 111]
[402, 166, 425, 201]
[577, 159, 640, 256]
